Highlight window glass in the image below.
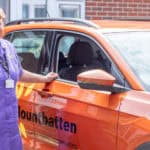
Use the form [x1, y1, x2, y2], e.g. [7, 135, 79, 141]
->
[34, 5, 47, 18]
[59, 4, 81, 18]
[4, 33, 12, 41]
[55, 32, 128, 87]
[105, 31, 150, 91]
[57, 34, 113, 82]
[11, 31, 47, 73]
[62, 9, 77, 18]
[22, 4, 29, 19]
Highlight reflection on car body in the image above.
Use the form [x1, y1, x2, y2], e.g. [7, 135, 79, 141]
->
[4, 18, 150, 150]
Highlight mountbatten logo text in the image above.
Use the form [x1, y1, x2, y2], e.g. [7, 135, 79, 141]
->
[18, 106, 77, 134]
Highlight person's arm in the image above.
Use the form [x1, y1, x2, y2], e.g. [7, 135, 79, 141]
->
[19, 69, 58, 83]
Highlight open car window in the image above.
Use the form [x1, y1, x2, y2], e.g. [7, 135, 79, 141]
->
[54, 32, 130, 87]
[56, 33, 111, 81]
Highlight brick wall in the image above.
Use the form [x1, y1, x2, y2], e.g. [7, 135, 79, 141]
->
[86, 0, 150, 20]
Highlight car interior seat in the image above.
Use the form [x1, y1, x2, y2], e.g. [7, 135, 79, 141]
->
[18, 52, 38, 73]
[59, 41, 95, 81]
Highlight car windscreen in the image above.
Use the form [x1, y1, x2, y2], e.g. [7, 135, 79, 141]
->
[104, 31, 150, 91]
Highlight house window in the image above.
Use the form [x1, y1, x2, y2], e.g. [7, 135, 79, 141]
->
[59, 4, 81, 18]
[22, 4, 29, 19]
[34, 5, 47, 18]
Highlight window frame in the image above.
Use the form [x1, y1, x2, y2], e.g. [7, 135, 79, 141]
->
[56, 0, 85, 19]
[22, 4, 29, 19]
[34, 5, 47, 18]
[59, 4, 81, 18]
[4, 29, 54, 74]
[52, 30, 130, 88]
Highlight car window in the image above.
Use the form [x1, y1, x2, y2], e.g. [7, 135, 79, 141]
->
[4, 33, 12, 41]
[55, 33, 114, 82]
[105, 31, 150, 91]
[53, 32, 129, 87]
[10, 31, 47, 73]
[12, 31, 46, 58]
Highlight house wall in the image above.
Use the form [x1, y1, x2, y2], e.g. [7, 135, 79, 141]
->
[86, 0, 150, 20]
[3, 0, 150, 22]
[9, 0, 85, 21]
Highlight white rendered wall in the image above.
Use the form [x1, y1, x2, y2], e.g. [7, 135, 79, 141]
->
[9, 0, 85, 21]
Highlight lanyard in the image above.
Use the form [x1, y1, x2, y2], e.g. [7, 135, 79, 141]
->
[0, 50, 10, 77]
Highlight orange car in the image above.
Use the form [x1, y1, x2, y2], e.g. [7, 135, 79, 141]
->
[4, 18, 150, 150]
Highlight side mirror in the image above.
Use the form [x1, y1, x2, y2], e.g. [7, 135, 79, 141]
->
[77, 69, 130, 93]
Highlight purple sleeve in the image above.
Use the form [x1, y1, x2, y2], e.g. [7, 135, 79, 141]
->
[8, 41, 23, 79]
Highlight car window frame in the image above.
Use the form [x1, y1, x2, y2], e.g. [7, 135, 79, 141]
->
[52, 30, 130, 88]
[4, 33, 13, 41]
[4, 29, 54, 75]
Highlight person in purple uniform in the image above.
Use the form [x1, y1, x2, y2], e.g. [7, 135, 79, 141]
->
[0, 8, 58, 149]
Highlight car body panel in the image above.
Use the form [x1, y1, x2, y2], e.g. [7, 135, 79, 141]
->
[93, 20, 150, 29]
[17, 80, 120, 150]
[117, 90, 150, 150]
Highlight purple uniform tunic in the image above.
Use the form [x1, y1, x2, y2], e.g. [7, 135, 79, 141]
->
[0, 39, 23, 150]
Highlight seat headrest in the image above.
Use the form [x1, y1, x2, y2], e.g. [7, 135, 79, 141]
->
[18, 52, 37, 72]
[59, 51, 65, 61]
[68, 41, 94, 66]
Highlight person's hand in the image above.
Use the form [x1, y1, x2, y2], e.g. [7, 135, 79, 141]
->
[45, 72, 58, 82]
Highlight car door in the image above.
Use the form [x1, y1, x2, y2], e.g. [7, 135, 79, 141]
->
[4, 28, 129, 150]
[4, 29, 56, 149]
[37, 30, 130, 150]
